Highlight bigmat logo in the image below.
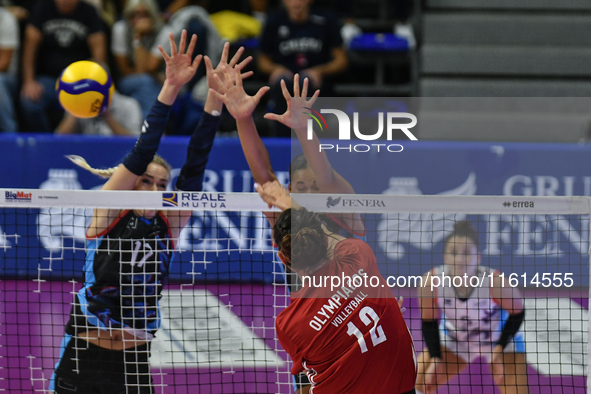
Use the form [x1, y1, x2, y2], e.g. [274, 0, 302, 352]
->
[163, 192, 227, 209]
[305, 108, 418, 153]
[5, 191, 32, 203]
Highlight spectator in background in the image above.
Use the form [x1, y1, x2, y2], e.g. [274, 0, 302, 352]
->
[55, 90, 142, 136]
[84, 0, 120, 28]
[112, 0, 167, 118]
[156, 0, 189, 20]
[258, 0, 347, 137]
[0, 0, 34, 22]
[149, 0, 223, 135]
[250, 0, 270, 25]
[20, 0, 107, 132]
[0, 6, 19, 132]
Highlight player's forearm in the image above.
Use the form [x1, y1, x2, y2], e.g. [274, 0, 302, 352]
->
[88, 32, 107, 65]
[312, 49, 348, 77]
[55, 114, 78, 134]
[0, 49, 13, 72]
[293, 127, 354, 193]
[158, 80, 182, 105]
[133, 45, 151, 74]
[203, 92, 223, 115]
[236, 117, 277, 184]
[22, 26, 40, 82]
[258, 53, 281, 76]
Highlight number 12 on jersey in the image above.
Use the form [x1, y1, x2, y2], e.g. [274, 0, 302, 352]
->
[347, 306, 387, 353]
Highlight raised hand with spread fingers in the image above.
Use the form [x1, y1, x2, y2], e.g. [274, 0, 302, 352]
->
[204, 42, 254, 95]
[263, 74, 320, 132]
[208, 62, 269, 121]
[157, 30, 202, 104]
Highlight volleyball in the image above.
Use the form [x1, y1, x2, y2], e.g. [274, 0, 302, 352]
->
[55, 61, 114, 118]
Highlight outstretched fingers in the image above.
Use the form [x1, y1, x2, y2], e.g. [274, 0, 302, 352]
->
[212, 73, 227, 93]
[228, 46, 244, 67]
[220, 41, 230, 64]
[208, 88, 225, 102]
[221, 64, 234, 87]
[293, 74, 300, 98]
[307, 89, 320, 106]
[204, 55, 214, 74]
[280, 79, 291, 103]
[263, 112, 282, 122]
[236, 55, 252, 70]
[301, 77, 309, 99]
[178, 29, 187, 55]
[234, 63, 244, 87]
[168, 32, 177, 56]
[186, 33, 198, 58]
[253, 86, 270, 104]
[241, 70, 254, 79]
[157, 45, 171, 62]
[191, 54, 203, 70]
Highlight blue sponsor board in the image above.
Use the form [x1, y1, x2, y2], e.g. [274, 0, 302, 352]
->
[0, 134, 588, 285]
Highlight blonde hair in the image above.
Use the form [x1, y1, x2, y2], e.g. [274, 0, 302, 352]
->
[123, 0, 163, 32]
[66, 155, 172, 179]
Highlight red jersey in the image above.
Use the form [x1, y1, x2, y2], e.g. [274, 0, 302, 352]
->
[276, 238, 416, 394]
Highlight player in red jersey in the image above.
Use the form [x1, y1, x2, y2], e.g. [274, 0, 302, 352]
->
[256, 181, 417, 394]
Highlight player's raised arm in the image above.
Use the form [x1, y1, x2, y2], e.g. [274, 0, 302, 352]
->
[167, 42, 254, 233]
[265, 74, 364, 234]
[104, 30, 201, 193]
[69, 30, 201, 238]
[209, 61, 274, 186]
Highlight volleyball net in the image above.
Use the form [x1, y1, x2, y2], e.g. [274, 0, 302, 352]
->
[0, 189, 588, 393]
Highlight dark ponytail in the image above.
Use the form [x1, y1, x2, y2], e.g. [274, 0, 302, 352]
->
[273, 208, 328, 271]
[444, 220, 479, 249]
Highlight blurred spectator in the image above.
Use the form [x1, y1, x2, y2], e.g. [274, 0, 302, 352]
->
[151, 0, 222, 98]
[55, 90, 142, 136]
[0, 6, 19, 132]
[393, 0, 415, 49]
[250, 0, 269, 25]
[149, 0, 223, 135]
[312, 0, 361, 47]
[0, 0, 34, 22]
[258, 0, 347, 136]
[20, 0, 107, 132]
[156, 0, 189, 20]
[112, 0, 166, 118]
[84, 0, 120, 27]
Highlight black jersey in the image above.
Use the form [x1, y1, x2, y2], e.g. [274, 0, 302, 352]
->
[66, 210, 175, 337]
[260, 9, 342, 73]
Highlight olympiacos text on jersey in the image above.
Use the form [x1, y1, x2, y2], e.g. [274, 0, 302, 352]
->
[276, 238, 417, 393]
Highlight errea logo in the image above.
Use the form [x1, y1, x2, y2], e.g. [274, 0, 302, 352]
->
[306, 109, 418, 153]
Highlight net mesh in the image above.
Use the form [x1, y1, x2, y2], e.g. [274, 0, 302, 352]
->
[0, 190, 588, 393]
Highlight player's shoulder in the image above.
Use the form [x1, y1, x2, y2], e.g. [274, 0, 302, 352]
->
[334, 237, 372, 259]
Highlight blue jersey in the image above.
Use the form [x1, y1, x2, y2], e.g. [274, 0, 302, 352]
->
[66, 210, 175, 336]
